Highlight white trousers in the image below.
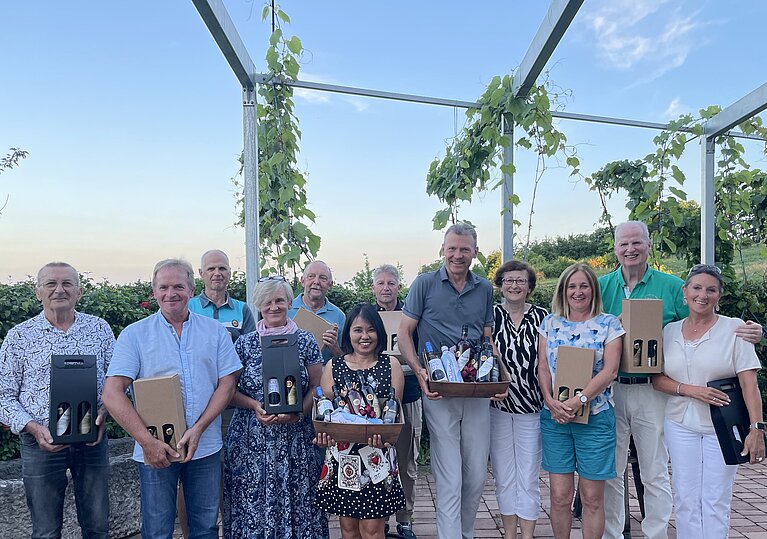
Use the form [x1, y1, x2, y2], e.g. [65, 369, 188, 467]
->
[664, 419, 737, 539]
[489, 407, 541, 521]
[422, 396, 491, 539]
[603, 383, 672, 539]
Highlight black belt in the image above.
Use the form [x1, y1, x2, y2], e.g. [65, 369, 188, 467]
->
[617, 376, 651, 385]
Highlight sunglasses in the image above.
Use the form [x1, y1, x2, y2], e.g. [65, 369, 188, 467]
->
[257, 276, 287, 283]
[687, 264, 722, 276]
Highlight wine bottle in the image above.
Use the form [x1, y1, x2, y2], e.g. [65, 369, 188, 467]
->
[647, 339, 658, 367]
[632, 339, 643, 367]
[457, 325, 471, 354]
[476, 336, 495, 382]
[285, 376, 298, 406]
[315, 387, 334, 421]
[424, 341, 447, 382]
[343, 374, 366, 415]
[267, 377, 281, 405]
[162, 424, 176, 446]
[573, 387, 586, 417]
[357, 371, 381, 418]
[382, 388, 399, 424]
[557, 386, 570, 402]
[440, 345, 462, 382]
[78, 402, 92, 434]
[56, 403, 71, 436]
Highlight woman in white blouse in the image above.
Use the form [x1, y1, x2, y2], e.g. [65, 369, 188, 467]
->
[652, 264, 764, 538]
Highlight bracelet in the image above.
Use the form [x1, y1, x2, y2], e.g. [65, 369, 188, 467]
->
[675, 383, 682, 396]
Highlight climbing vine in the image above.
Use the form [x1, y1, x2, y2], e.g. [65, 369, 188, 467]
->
[425, 73, 580, 257]
[585, 107, 767, 320]
[234, 3, 320, 280]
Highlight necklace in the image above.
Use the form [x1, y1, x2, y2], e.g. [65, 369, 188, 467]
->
[684, 316, 716, 334]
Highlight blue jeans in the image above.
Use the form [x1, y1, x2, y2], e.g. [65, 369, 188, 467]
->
[138, 450, 220, 539]
[20, 432, 110, 539]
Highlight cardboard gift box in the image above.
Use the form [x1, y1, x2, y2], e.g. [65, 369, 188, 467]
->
[132, 374, 187, 462]
[621, 299, 663, 374]
[313, 397, 403, 445]
[378, 311, 403, 358]
[293, 308, 333, 351]
[49, 354, 98, 444]
[428, 357, 511, 398]
[708, 377, 750, 465]
[552, 346, 595, 425]
[261, 334, 303, 414]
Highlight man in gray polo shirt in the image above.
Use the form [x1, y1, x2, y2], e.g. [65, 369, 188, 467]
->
[397, 223, 505, 539]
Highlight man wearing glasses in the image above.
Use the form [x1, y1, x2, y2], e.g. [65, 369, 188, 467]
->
[600, 221, 763, 539]
[0, 262, 114, 538]
[288, 260, 345, 361]
[189, 249, 255, 343]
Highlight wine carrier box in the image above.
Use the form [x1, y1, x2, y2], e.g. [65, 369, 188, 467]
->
[378, 311, 403, 359]
[621, 299, 663, 374]
[49, 354, 98, 444]
[132, 374, 188, 462]
[708, 377, 750, 465]
[552, 346, 594, 425]
[313, 398, 404, 445]
[261, 334, 303, 414]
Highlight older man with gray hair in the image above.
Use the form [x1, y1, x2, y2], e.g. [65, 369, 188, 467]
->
[103, 258, 241, 539]
[0, 262, 114, 538]
[372, 264, 421, 539]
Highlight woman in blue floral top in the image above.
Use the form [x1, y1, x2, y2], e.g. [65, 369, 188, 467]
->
[537, 263, 624, 539]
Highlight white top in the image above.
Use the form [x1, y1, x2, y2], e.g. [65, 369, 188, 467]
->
[662, 316, 760, 430]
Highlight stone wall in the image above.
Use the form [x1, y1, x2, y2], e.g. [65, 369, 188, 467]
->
[0, 437, 140, 539]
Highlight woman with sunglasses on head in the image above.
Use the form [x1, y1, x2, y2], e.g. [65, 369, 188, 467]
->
[651, 264, 764, 538]
[537, 263, 624, 539]
[315, 303, 405, 539]
[223, 277, 328, 539]
[489, 260, 547, 539]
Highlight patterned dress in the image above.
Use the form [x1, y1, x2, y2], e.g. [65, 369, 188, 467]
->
[491, 304, 548, 414]
[315, 356, 406, 519]
[223, 330, 328, 539]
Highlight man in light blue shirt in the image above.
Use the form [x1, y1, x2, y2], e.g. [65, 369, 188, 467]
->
[288, 260, 345, 361]
[103, 259, 241, 539]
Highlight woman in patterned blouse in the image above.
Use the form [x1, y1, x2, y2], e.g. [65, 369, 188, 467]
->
[537, 263, 624, 539]
[490, 260, 547, 539]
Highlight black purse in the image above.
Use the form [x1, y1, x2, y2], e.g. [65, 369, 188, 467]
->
[707, 376, 749, 465]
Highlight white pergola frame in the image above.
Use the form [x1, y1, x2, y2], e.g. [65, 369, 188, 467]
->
[191, 0, 767, 309]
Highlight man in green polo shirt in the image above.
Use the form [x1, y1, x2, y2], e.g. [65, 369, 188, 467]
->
[600, 220, 763, 539]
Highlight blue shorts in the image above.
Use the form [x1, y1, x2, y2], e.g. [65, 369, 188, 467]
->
[540, 406, 616, 481]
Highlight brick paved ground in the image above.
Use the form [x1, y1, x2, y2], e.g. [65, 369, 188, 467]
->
[141, 463, 767, 538]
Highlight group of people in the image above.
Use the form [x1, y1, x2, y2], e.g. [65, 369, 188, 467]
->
[0, 220, 764, 539]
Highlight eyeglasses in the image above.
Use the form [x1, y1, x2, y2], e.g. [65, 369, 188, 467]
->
[502, 278, 528, 286]
[687, 264, 722, 276]
[257, 276, 287, 283]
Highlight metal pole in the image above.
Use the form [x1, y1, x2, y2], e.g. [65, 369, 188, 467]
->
[501, 117, 514, 262]
[243, 85, 259, 311]
[701, 137, 716, 265]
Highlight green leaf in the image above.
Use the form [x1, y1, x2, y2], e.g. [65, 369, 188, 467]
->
[670, 165, 686, 185]
[566, 156, 580, 169]
[287, 36, 302, 54]
[277, 9, 290, 23]
[261, 6, 270, 20]
[269, 29, 283, 47]
[668, 186, 687, 200]
[432, 208, 452, 231]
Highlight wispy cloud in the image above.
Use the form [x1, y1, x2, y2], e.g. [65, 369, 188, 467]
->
[292, 72, 369, 112]
[583, 0, 711, 83]
[663, 97, 691, 120]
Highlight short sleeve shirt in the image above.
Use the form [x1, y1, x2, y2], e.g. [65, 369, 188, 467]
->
[108, 311, 241, 462]
[402, 266, 494, 356]
[539, 313, 625, 414]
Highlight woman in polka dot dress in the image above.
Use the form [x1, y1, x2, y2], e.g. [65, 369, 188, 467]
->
[315, 303, 406, 538]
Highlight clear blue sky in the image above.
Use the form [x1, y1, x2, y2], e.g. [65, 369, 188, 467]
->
[2, 1, 766, 285]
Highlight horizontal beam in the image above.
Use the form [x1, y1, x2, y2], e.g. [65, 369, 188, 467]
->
[513, 0, 584, 98]
[258, 74, 764, 141]
[192, 0, 257, 88]
[704, 82, 767, 137]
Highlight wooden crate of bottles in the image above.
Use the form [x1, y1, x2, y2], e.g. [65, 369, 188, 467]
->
[262, 334, 303, 414]
[429, 367, 511, 397]
[49, 354, 98, 444]
[313, 397, 404, 445]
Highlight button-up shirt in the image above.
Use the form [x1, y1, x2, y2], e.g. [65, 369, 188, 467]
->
[107, 311, 241, 462]
[0, 311, 115, 434]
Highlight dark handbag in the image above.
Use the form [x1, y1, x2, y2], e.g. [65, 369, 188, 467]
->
[707, 376, 749, 465]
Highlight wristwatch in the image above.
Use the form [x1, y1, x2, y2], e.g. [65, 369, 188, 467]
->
[575, 391, 588, 405]
[749, 421, 767, 431]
